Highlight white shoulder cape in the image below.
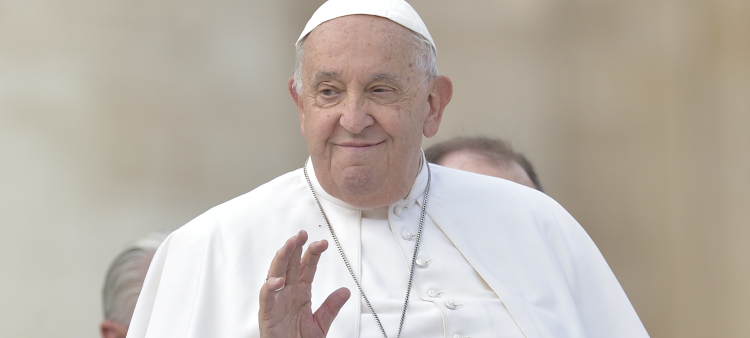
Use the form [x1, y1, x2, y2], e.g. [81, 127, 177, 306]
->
[128, 165, 648, 338]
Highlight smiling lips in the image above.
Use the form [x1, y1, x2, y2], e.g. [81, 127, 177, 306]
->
[335, 140, 385, 153]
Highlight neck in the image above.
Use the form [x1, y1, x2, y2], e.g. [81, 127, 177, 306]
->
[306, 154, 426, 209]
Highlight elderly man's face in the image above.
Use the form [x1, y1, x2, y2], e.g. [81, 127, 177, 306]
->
[290, 15, 452, 208]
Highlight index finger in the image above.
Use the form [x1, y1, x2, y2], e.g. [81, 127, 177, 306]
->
[266, 234, 297, 281]
[259, 236, 296, 312]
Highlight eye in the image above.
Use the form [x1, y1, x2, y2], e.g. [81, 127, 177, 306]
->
[317, 84, 340, 97]
[320, 89, 336, 96]
[314, 85, 341, 106]
[372, 86, 393, 93]
[369, 86, 398, 101]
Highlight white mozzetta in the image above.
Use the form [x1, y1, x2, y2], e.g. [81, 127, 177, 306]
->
[128, 156, 648, 338]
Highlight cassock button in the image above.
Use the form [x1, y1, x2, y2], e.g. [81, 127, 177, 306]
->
[402, 231, 416, 241]
[394, 205, 409, 217]
[427, 290, 444, 298]
[415, 258, 431, 268]
[445, 300, 463, 310]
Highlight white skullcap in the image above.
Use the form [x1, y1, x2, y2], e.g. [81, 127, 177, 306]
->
[296, 0, 436, 53]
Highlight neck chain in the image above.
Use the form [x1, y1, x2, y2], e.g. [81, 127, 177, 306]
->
[303, 162, 431, 338]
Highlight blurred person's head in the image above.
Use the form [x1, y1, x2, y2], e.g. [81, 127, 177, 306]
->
[425, 136, 543, 192]
[101, 232, 167, 338]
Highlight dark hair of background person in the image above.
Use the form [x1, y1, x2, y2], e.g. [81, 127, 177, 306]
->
[424, 136, 544, 192]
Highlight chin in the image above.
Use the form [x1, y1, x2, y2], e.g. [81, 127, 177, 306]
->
[337, 166, 379, 194]
[335, 169, 411, 209]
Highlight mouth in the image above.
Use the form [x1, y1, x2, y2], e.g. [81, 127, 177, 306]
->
[335, 140, 386, 152]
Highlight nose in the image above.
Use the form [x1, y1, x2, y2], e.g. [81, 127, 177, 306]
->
[339, 96, 374, 134]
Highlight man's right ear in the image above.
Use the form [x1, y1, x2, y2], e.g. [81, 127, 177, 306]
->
[288, 77, 307, 136]
[100, 320, 127, 338]
[288, 78, 301, 107]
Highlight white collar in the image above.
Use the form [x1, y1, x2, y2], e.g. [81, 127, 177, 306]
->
[304, 151, 428, 211]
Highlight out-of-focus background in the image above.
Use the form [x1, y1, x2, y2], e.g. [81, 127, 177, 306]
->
[1, 0, 748, 337]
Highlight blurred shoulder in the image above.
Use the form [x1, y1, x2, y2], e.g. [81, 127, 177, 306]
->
[429, 164, 572, 228]
[430, 163, 552, 204]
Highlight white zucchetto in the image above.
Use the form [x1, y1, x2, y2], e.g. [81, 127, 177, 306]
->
[296, 0, 436, 53]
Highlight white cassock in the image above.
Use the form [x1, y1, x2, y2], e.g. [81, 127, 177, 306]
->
[128, 155, 649, 338]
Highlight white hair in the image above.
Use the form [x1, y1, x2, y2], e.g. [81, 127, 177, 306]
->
[102, 232, 168, 328]
[293, 29, 438, 94]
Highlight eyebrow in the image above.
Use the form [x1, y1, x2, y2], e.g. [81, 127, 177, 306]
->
[372, 73, 402, 83]
[311, 72, 403, 83]
[312, 71, 340, 81]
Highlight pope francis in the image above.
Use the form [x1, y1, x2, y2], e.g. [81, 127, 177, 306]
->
[127, 0, 649, 337]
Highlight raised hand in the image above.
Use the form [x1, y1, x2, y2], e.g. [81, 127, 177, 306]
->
[259, 230, 351, 338]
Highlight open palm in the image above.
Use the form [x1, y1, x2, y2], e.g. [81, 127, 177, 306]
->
[259, 230, 351, 338]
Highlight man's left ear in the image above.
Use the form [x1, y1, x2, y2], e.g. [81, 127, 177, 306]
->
[423, 75, 453, 138]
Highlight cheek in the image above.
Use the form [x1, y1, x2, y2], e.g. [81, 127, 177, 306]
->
[383, 112, 422, 147]
[403, 102, 429, 137]
[301, 112, 314, 140]
[305, 111, 338, 144]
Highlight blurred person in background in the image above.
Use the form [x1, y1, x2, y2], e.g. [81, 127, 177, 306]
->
[128, 1, 647, 337]
[100, 232, 167, 338]
[425, 136, 543, 192]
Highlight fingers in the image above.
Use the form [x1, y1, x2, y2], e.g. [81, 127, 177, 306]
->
[285, 230, 308, 285]
[259, 276, 286, 315]
[259, 230, 326, 317]
[260, 235, 294, 315]
[260, 231, 304, 314]
[266, 235, 295, 281]
[313, 287, 351, 335]
[299, 239, 328, 285]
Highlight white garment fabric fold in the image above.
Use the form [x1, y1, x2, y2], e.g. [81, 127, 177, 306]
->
[128, 156, 649, 338]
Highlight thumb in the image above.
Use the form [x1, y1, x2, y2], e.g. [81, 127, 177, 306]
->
[313, 287, 351, 335]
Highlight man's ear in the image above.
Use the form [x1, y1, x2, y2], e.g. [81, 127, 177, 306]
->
[100, 320, 127, 338]
[423, 75, 453, 138]
[288, 77, 306, 136]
